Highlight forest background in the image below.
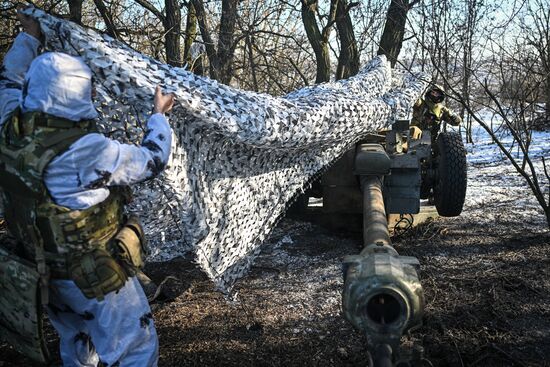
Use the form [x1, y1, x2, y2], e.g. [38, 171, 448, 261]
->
[1, 0, 549, 225]
[1, 2, 549, 365]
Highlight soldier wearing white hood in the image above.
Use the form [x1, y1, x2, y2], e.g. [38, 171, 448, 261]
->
[0, 10, 174, 367]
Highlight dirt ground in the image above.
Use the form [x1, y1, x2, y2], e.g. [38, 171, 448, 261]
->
[1, 158, 549, 366]
[1, 211, 549, 367]
[150, 213, 550, 367]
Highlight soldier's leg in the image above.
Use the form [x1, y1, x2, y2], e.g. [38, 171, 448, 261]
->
[48, 280, 100, 367]
[51, 276, 159, 367]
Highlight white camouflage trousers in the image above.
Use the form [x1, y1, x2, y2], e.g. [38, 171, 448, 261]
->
[47, 277, 158, 367]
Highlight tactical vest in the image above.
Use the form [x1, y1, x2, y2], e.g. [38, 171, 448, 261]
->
[0, 109, 126, 280]
[0, 109, 137, 363]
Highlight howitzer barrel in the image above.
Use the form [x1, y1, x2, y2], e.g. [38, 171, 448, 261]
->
[342, 175, 424, 358]
[361, 176, 391, 248]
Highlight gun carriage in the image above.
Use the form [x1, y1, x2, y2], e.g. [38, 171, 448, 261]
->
[292, 120, 467, 366]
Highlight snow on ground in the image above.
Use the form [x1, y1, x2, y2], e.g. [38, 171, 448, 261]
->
[144, 112, 550, 367]
[455, 116, 550, 228]
[3, 113, 549, 367]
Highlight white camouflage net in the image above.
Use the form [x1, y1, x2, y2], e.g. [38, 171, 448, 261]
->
[26, 8, 427, 291]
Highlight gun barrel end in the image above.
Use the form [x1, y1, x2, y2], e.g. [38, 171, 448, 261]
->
[343, 249, 424, 349]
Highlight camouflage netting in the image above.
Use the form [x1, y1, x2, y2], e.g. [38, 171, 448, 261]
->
[25, 8, 426, 292]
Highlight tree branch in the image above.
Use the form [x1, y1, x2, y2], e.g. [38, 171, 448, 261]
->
[321, 0, 338, 42]
[408, 0, 421, 9]
[134, 0, 165, 24]
[93, 0, 120, 39]
[191, 0, 217, 72]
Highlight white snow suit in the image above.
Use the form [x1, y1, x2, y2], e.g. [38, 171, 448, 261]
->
[0, 32, 172, 367]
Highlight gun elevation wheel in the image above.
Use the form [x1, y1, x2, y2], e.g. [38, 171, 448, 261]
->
[434, 132, 467, 217]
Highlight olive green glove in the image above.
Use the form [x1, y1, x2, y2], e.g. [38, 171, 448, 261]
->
[449, 114, 462, 126]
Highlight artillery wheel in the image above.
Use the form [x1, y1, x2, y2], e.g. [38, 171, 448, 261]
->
[434, 132, 467, 217]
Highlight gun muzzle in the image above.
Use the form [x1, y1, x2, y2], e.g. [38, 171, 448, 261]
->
[342, 244, 424, 351]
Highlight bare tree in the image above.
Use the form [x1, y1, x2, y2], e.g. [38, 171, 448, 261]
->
[377, 0, 420, 67]
[301, 0, 338, 83]
[462, 82, 550, 227]
[92, 0, 120, 39]
[232, 0, 315, 94]
[191, 0, 239, 84]
[460, 0, 475, 142]
[134, 0, 183, 66]
[521, 0, 550, 128]
[349, 0, 387, 61]
[420, 32, 550, 227]
[335, 0, 359, 80]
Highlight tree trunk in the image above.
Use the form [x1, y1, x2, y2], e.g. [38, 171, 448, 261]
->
[67, 0, 83, 24]
[214, 0, 238, 84]
[183, 2, 203, 74]
[461, 32, 472, 142]
[377, 0, 411, 67]
[183, 2, 196, 64]
[546, 73, 550, 127]
[246, 34, 259, 91]
[164, 0, 182, 67]
[191, 0, 217, 75]
[93, 0, 120, 39]
[543, 9, 550, 128]
[301, 0, 331, 83]
[192, 0, 238, 84]
[335, 0, 359, 80]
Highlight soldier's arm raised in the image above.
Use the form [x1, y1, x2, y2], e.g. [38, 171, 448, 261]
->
[442, 106, 462, 126]
[0, 9, 42, 124]
[70, 87, 174, 188]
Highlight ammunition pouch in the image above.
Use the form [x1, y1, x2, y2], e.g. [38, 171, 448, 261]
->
[0, 244, 49, 364]
[112, 216, 147, 276]
[68, 248, 128, 301]
[65, 216, 146, 300]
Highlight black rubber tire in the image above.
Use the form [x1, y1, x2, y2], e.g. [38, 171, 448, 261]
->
[434, 132, 467, 217]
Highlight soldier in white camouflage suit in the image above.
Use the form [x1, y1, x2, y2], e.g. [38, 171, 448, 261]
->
[0, 9, 175, 367]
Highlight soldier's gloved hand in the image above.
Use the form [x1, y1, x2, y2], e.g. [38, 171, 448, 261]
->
[17, 6, 41, 40]
[153, 86, 175, 114]
[450, 114, 462, 126]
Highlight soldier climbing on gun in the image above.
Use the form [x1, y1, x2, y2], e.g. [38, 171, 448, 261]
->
[411, 84, 462, 142]
[0, 7, 174, 366]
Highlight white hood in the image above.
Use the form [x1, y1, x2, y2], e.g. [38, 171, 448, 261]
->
[21, 52, 98, 121]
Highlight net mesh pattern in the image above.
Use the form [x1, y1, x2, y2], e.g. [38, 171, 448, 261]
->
[26, 8, 427, 291]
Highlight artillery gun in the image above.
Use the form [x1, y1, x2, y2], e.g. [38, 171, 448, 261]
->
[293, 120, 467, 365]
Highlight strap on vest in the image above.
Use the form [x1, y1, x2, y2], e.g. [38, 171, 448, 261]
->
[20, 110, 96, 131]
[39, 128, 90, 148]
[0, 111, 93, 199]
[80, 253, 104, 300]
[0, 167, 42, 198]
[26, 224, 49, 305]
